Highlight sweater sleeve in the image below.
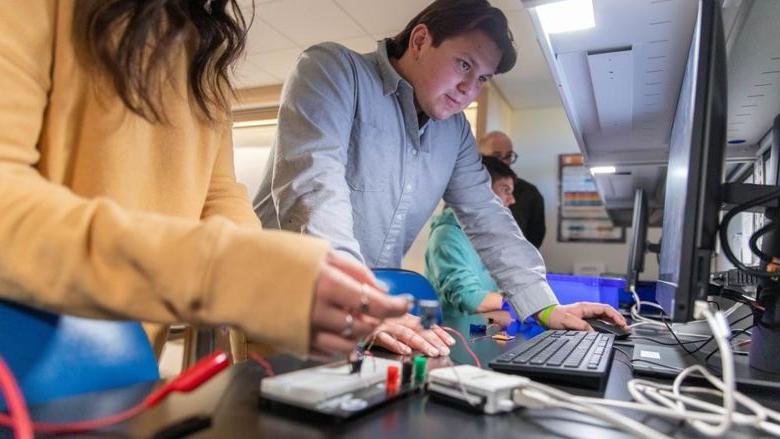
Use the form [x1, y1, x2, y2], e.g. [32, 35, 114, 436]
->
[0, 0, 326, 355]
[201, 125, 261, 228]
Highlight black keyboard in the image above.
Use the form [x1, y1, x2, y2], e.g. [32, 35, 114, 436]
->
[488, 330, 615, 389]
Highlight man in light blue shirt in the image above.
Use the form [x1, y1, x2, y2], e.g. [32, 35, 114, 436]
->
[255, 0, 627, 354]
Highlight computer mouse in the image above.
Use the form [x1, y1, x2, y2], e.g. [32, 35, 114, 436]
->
[584, 318, 630, 340]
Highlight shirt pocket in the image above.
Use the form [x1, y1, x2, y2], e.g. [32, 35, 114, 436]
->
[345, 118, 399, 192]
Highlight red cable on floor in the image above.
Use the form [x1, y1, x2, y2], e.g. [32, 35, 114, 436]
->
[0, 357, 33, 439]
[0, 351, 230, 435]
[440, 326, 483, 368]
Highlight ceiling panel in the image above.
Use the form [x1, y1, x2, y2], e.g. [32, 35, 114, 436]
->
[256, 0, 366, 48]
[334, 0, 429, 37]
[726, 0, 780, 147]
[232, 52, 281, 88]
[244, 15, 298, 53]
[258, 47, 305, 81]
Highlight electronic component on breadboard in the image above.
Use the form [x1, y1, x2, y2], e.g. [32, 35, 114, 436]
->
[418, 299, 439, 329]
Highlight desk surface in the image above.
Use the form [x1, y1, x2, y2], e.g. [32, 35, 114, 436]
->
[7, 311, 780, 439]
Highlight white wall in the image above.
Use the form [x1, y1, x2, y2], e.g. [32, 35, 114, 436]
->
[484, 84, 513, 135]
[511, 107, 660, 279]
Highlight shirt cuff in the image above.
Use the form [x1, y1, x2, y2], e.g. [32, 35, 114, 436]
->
[505, 281, 559, 321]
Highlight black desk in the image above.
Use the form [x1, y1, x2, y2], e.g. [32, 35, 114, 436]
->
[8, 311, 779, 439]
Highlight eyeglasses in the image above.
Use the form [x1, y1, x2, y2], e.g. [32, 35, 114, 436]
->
[492, 152, 518, 164]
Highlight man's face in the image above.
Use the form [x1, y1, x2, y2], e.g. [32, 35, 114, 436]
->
[481, 135, 515, 166]
[408, 27, 501, 121]
[492, 176, 515, 207]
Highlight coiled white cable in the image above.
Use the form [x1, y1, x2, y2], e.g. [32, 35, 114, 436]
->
[508, 305, 780, 437]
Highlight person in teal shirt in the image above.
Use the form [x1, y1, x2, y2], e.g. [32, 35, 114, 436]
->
[426, 156, 517, 315]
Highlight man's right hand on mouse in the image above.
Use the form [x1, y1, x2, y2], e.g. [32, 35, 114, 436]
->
[539, 302, 628, 332]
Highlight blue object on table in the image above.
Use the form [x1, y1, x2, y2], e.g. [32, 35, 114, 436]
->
[546, 273, 623, 308]
[501, 273, 639, 323]
[373, 268, 440, 320]
[0, 299, 159, 410]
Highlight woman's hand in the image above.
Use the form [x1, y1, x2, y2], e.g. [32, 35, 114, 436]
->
[371, 314, 456, 357]
[309, 251, 410, 357]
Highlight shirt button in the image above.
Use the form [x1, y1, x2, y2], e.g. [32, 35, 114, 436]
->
[396, 214, 404, 220]
[405, 184, 413, 192]
[411, 149, 418, 156]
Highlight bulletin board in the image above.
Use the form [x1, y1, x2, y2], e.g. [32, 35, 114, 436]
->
[557, 154, 625, 243]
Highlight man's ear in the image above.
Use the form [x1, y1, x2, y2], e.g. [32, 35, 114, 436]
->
[408, 24, 431, 59]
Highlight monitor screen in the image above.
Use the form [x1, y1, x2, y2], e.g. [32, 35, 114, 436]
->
[656, 0, 727, 322]
[626, 188, 648, 292]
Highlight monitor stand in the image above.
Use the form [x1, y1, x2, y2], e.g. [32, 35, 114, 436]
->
[749, 206, 780, 377]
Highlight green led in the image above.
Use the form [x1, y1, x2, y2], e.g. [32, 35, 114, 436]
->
[413, 355, 426, 384]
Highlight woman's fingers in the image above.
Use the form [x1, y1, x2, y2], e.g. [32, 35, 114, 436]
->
[310, 303, 377, 340]
[316, 259, 410, 319]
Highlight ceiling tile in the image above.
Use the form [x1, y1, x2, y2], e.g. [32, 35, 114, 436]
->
[334, 0, 428, 37]
[257, 0, 366, 47]
[233, 51, 284, 88]
[245, 19, 298, 53]
[258, 47, 305, 81]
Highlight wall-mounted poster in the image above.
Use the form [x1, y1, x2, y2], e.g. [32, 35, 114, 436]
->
[558, 154, 625, 243]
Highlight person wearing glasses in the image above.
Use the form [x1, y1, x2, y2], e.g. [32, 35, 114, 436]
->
[255, 0, 628, 338]
[479, 131, 546, 249]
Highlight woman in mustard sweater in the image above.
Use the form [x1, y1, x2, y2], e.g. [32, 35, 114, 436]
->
[0, 0, 410, 359]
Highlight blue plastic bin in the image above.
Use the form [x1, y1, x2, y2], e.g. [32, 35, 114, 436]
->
[502, 274, 625, 321]
[546, 273, 623, 308]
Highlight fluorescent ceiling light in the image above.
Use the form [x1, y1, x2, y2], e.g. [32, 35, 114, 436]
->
[590, 166, 616, 175]
[233, 119, 278, 129]
[536, 0, 595, 34]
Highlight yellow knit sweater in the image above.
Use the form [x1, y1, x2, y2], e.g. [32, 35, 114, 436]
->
[0, 1, 327, 356]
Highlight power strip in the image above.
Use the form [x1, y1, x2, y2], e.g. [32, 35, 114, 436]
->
[427, 365, 529, 414]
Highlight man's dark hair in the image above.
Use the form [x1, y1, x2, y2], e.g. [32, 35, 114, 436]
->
[387, 0, 516, 74]
[481, 155, 517, 182]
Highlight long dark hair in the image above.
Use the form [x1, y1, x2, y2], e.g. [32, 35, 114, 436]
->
[387, 0, 516, 75]
[74, 0, 250, 122]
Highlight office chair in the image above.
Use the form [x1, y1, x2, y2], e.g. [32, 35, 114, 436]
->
[372, 268, 439, 301]
[0, 299, 159, 410]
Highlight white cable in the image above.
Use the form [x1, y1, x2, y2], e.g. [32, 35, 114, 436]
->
[503, 304, 780, 437]
[515, 381, 673, 439]
[627, 287, 741, 340]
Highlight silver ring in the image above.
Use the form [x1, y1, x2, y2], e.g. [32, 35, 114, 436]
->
[341, 313, 354, 338]
[358, 283, 370, 314]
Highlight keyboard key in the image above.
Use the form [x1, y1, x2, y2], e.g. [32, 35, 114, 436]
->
[529, 339, 568, 365]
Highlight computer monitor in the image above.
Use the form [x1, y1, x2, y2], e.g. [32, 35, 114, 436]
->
[656, 0, 727, 322]
[625, 188, 648, 293]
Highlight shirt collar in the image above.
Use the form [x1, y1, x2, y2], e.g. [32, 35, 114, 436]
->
[376, 39, 406, 96]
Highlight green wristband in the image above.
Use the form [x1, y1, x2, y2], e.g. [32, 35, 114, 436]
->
[537, 304, 558, 327]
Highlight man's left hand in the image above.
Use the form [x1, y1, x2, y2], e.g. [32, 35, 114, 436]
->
[544, 302, 628, 331]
